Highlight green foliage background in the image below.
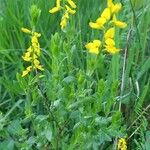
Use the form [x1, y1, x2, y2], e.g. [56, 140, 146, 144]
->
[0, 0, 150, 149]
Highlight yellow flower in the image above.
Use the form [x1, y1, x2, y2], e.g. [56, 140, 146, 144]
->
[49, 6, 61, 13]
[65, 5, 76, 14]
[104, 27, 115, 39]
[60, 11, 69, 29]
[114, 21, 127, 28]
[60, 18, 67, 29]
[107, 0, 113, 8]
[22, 66, 32, 77]
[31, 36, 38, 44]
[34, 32, 41, 37]
[85, 40, 101, 54]
[113, 15, 127, 28]
[118, 138, 127, 150]
[89, 22, 104, 30]
[56, 0, 61, 7]
[101, 8, 111, 21]
[96, 17, 107, 28]
[21, 28, 31, 34]
[22, 52, 32, 62]
[67, 0, 76, 9]
[34, 59, 44, 71]
[107, 0, 122, 14]
[112, 3, 122, 14]
[27, 46, 33, 52]
[105, 38, 115, 46]
[105, 45, 120, 54]
[49, 0, 76, 30]
[64, 11, 69, 19]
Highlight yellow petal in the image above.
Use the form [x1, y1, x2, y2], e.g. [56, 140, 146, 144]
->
[113, 15, 127, 28]
[114, 21, 127, 28]
[22, 66, 32, 77]
[34, 59, 44, 71]
[67, 0, 76, 9]
[21, 28, 31, 34]
[85, 42, 95, 50]
[96, 17, 107, 26]
[34, 32, 41, 37]
[22, 70, 29, 77]
[27, 46, 33, 52]
[105, 46, 120, 54]
[65, 5, 76, 14]
[107, 0, 113, 8]
[56, 0, 61, 7]
[36, 65, 44, 71]
[22, 52, 32, 61]
[60, 18, 67, 29]
[34, 59, 40, 66]
[26, 66, 32, 71]
[85, 40, 101, 55]
[93, 40, 101, 47]
[104, 27, 115, 39]
[89, 22, 103, 29]
[63, 12, 69, 19]
[105, 38, 115, 46]
[89, 48, 99, 54]
[111, 3, 122, 14]
[101, 8, 111, 20]
[49, 7, 61, 13]
[32, 36, 38, 44]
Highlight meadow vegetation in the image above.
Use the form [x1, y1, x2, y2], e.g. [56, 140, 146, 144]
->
[0, 0, 150, 149]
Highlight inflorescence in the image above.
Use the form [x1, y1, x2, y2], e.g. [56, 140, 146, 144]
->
[85, 0, 127, 55]
[118, 138, 127, 150]
[21, 28, 44, 77]
[49, 0, 77, 30]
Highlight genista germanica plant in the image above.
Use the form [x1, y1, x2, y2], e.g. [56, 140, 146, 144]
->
[85, 0, 127, 54]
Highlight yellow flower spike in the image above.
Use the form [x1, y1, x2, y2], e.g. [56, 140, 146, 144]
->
[49, 6, 61, 13]
[65, 5, 76, 14]
[101, 8, 111, 21]
[67, 0, 76, 9]
[104, 27, 115, 39]
[112, 3, 122, 14]
[22, 66, 32, 77]
[113, 15, 127, 28]
[21, 28, 32, 34]
[22, 28, 44, 77]
[105, 38, 115, 46]
[118, 138, 127, 150]
[85, 40, 101, 54]
[87, 0, 126, 56]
